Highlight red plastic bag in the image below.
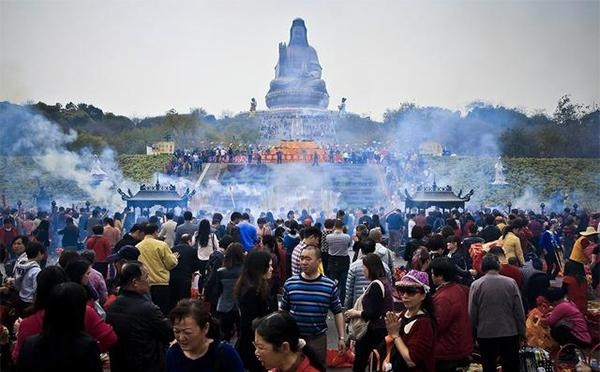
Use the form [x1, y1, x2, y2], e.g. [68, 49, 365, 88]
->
[326, 349, 355, 368]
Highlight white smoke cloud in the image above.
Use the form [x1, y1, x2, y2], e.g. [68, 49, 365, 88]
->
[0, 103, 133, 210]
[192, 163, 341, 214]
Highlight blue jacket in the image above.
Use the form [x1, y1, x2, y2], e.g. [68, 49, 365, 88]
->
[237, 221, 257, 251]
[539, 230, 559, 253]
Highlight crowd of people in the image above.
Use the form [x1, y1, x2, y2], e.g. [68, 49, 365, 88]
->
[0, 204, 598, 371]
[165, 145, 427, 186]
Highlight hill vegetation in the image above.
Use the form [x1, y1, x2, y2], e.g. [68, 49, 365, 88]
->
[425, 157, 600, 211]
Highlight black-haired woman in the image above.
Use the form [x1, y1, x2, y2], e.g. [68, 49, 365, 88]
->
[446, 235, 475, 285]
[403, 226, 425, 269]
[215, 243, 244, 342]
[32, 220, 50, 249]
[192, 219, 219, 290]
[344, 253, 394, 372]
[253, 311, 325, 372]
[65, 259, 101, 311]
[234, 250, 274, 372]
[17, 282, 103, 372]
[541, 286, 591, 348]
[261, 235, 282, 304]
[502, 221, 524, 266]
[166, 298, 244, 372]
[12, 265, 116, 364]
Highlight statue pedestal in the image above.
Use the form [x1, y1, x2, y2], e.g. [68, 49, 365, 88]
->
[258, 108, 337, 145]
[266, 88, 329, 110]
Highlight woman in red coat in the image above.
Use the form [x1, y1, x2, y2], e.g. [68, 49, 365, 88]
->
[385, 269, 436, 372]
[562, 260, 588, 313]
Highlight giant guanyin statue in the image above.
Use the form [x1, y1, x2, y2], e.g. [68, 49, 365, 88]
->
[265, 18, 330, 109]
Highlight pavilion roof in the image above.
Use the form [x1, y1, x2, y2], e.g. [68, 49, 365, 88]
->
[403, 182, 473, 210]
[117, 178, 195, 208]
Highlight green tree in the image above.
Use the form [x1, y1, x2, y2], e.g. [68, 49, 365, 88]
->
[64, 102, 77, 112]
[553, 94, 588, 126]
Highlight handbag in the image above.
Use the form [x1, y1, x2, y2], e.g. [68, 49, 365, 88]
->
[348, 280, 385, 341]
[348, 292, 368, 340]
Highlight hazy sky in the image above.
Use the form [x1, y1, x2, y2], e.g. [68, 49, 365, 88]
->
[1, 0, 598, 120]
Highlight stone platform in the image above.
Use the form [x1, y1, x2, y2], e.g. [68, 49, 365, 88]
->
[258, 108, 337, 145]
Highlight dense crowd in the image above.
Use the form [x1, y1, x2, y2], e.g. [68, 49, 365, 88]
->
[165, 145, 426, 178]
[0, 204, 598, 372]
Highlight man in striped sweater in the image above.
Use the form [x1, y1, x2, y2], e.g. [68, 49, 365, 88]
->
[281, 245, 346, 366]
[290, 227, 321, 276]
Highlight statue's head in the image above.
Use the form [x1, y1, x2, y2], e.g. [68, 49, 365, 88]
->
[289, 18, 309, 47]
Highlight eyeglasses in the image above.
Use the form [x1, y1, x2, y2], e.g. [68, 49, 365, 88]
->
[397, 287, 424, 296]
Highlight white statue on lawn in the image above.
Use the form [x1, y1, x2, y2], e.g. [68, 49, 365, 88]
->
[492, 156, 508, 185]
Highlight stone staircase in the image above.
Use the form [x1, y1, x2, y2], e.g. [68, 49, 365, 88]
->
[194, 163, 388, 211]
[325, 163, 388, 209]
[201, 164, 273, 210]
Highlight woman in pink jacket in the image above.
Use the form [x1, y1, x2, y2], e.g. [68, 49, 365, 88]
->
[541, 286, 591, 348]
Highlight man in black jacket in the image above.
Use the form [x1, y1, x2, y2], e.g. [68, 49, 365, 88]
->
[479, 214, 502, 243]
[168, 234, 200, 309]
[112, 224, 145, 254]
[106, 262, 173, 372]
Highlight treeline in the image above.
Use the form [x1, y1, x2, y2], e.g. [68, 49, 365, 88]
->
[380, 95, 599, 158]
[20, 95, 600, 158]
[29, 102, 259, 154]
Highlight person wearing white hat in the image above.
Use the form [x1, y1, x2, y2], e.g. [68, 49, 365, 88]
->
[569, 226, 599, 266]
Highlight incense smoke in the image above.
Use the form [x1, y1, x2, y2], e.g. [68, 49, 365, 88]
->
[0, 102, 132, 209]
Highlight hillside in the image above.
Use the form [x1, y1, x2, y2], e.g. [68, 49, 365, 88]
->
[118, 154, 170, 182]
[425, 157, 600, 210]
